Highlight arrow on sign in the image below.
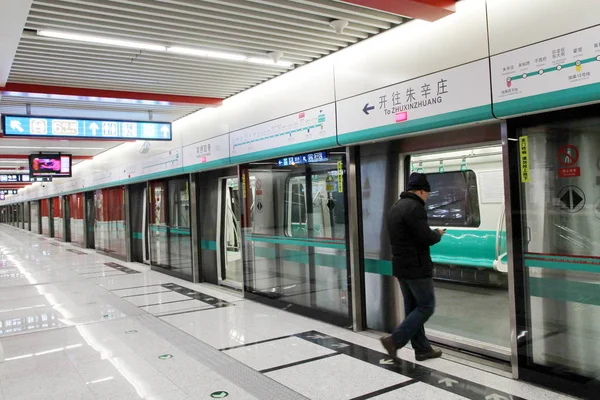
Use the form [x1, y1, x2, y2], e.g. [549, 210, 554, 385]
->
[89, 122, 99, 135]
[485, 394, 509, 400]
[363, 103, 375, 115]
[161, 126, 170, 136]
[10, 120, 24, 132]
[438, 378, 458, 387]
[379, 358, 395, 365]
[211, 391, 229, 398]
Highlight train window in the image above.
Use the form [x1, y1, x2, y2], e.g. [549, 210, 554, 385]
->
[286, 177, 307, 237]
[425, 170, 481, 227]
[285, 172, 345, 239]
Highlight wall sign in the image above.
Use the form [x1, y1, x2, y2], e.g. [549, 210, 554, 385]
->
[336, 59, 492, 144]
[492, 24, 600, 117]
[229, 103, 337, 162]
[182, 134, 229, 169]
[1, 115, 172, 140]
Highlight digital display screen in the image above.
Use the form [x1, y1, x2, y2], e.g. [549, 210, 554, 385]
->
[2, 115, 172, 141]
[277, 151, 328, 167]
[29, 154, 72, 177]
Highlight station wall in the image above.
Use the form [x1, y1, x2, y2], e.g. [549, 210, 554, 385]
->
[8, 0, 600, 203]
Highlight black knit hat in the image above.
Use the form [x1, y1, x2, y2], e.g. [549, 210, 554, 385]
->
[407, 172, 431, 192]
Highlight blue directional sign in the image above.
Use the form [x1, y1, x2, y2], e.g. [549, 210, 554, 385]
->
[277, 151, 328, 167]
[1, 115, 172, 141]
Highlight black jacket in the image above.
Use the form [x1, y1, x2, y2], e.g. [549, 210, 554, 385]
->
[387, 191, 442, 279]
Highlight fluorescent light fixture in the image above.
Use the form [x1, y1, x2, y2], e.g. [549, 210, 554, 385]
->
[247, 57, 293, 68]
[168, 46, 246, 61]
[37, 30, 167, 52]
[36, 30, 294, 68]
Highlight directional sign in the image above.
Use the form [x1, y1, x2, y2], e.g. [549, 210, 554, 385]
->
[277, 151, 328, 167]
[1, 115, 172, 141]
[337, 60, 492, 144]
[0, 190, 18, 195]
[0, 174, 51, 183]
[558, 186, 585, 213]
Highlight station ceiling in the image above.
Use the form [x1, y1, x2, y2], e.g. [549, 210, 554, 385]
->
[0, 0, 454, 173]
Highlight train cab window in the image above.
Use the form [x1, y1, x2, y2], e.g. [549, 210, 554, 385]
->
[425, 170, 481, 227]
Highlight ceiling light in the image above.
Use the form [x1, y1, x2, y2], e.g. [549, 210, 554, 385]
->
[168, 46, 246, 61]
[0, 146, 104, 150]
[37, 30, 167, 52]
[246, 57, 293, 68]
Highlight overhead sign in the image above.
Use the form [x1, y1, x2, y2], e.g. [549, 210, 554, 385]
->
[229, 103, 337, 162]
[0, 190, 18, 195]
[336, 59, 492, 144]
[1, 115, 172, 141]
[491, 24, 600, 116]
[277, 151, 328, 166]
[0, 174, 52, 183]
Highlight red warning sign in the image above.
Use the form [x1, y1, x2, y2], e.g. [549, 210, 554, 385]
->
[557, 144, 579, 167]
[558, 167, 581, 178]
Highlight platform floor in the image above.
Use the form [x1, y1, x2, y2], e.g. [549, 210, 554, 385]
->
[0, 226, 578, 400]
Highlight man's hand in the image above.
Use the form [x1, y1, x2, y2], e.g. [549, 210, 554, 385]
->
[436, 228, 446, 236]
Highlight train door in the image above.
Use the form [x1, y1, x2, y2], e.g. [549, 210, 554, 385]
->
[217, 177, 243, 289]
[63, 195, 71, 242]
[404, 145, 510, 357]
[31, 200, 40, 234]
[130, 183, 149, 264]
[507, 108, 600, 398]
[84, 191, 95, 249]
[241, 150, 351, 326]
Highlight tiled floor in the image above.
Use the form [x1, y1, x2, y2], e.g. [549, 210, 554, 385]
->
[0, 226, 581, 400]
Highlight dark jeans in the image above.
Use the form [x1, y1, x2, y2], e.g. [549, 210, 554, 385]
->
[391, 277, 435, 354]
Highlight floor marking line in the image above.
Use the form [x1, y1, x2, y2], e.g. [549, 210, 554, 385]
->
[296, 331, 525, 400]
[111, 284, 162, 291]
[138, 299, 195, 308]
[156, 307, 215, 318]
[349, 380, 419, 400]
[218, 332, 308, 352]
[259, 353, 340, 374]
[120, 290, 172, 298]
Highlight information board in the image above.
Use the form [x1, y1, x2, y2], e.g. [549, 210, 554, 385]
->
[229, 103, 337, 160]
[491, 24, 600, 116]
[182, 134, 230, 168]
[2, 115, 172, 141]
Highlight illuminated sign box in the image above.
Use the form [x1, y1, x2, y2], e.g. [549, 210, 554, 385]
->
[0, 174, 52, 183]
[277, 151, 329, 167]
[1, 115, 172, 141]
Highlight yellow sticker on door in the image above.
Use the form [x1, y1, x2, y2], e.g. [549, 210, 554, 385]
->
[519, 136, 530, 183]
[337, 161, 344, 193]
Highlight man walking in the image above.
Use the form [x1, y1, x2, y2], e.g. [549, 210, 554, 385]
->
[380, 172, 445, 362]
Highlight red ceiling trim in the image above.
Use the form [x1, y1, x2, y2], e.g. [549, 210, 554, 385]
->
[338, 0, 456, 22]
[1, 83, 223, 106]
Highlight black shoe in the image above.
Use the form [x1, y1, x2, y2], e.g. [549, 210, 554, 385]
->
[415, 349, 442, 361]
[380, 335, 397, 359]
